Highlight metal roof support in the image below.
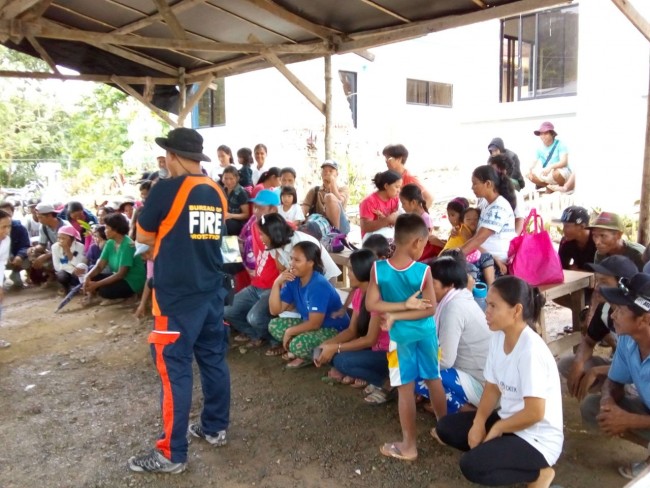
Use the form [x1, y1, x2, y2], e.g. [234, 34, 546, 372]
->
[324, 54, 332, 159]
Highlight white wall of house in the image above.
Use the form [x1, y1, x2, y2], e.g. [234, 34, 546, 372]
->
[197, 0, 649, 211]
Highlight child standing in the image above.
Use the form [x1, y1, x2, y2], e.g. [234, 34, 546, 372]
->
[236, 147, 254, 188]
[366, 214, 447, 461]
[399, 184, 433, 230]
[0, 210, 12, 348]
[278, 186, 304, 224]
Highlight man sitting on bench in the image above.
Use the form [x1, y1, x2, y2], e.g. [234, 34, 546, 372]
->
[580, 272, 650, 480]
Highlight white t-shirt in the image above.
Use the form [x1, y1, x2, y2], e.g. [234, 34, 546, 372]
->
[51, 241, 87, 274]
[483, 326, 564, 465]
[477, 195, 516, 260]
[278, 204, 305, 223]
[0, 236, 10, 279]
[269, 231, 341, 281]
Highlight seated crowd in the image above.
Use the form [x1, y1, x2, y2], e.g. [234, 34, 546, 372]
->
[2, 122, 649, 487]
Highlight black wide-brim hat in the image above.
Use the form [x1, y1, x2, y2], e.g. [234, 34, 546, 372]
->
[155, 128, 211, 162]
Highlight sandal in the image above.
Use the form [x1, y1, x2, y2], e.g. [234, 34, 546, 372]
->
[364, 388, 390, 405]
[243, 339, 264, 349]
[233, 333, 250, 343]
[285, 358, 312, 369]
[350, 378, 368, 389]
[265, 346, 285, 357]
[363, 384, 379, 395]
[379, 442, 417, 462]
[619, 460, 649, 480]
[340, 376, 354, 385]
[281, 352, 296, 361]
[0, 339, 10, 349]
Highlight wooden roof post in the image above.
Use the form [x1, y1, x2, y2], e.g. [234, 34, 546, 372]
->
[178, 67, 187, 126]
[324, 54, 332, 160]
[639, 61, 650, 246]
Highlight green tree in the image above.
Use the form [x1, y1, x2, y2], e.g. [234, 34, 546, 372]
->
[64, 84, 131, 176]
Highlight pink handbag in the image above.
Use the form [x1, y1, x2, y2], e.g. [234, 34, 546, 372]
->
[507, 209, 564, 286]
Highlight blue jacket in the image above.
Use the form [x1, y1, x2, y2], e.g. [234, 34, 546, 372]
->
[10, 220, 31, 258]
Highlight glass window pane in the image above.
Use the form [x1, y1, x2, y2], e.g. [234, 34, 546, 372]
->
[406, 79, 429, 104]
[520, 14, 536, 99]
[429, 82, 452, 107]
[536, 7, 579, 96]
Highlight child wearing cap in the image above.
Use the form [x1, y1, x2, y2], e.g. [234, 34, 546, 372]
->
[51, 225, 87, 294]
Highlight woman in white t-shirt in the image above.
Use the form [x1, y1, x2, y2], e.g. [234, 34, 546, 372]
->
[257, 213, 341, 282]
[460, 165, 517, 275]
[435, 275, 563, 488]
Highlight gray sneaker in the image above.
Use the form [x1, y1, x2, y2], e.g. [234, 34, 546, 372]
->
[188, 423, 227, 446]
[127, 449, 186, 474]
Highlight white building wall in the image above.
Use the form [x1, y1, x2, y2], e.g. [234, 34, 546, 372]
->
[197, 0, 650, 211]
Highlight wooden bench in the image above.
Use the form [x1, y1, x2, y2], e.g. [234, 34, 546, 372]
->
[331, 249, 354, 288]
[538, 269, 595, 354]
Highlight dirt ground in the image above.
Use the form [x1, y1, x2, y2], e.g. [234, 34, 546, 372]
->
[0, 287, 644, 488]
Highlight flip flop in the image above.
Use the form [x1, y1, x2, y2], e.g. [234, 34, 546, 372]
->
[285, 358, 312, 369]
[619, 460, 649, 480]
[265, 346, 285, 357]
[379, 443, 417, 462]
[281, 352, 296, 361]
[430, 428, 446, 446]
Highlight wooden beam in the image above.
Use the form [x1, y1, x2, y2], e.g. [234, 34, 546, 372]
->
[97, 42, 178, 76]
[151, 0, 187, 40]
[261, 48, 325, 115]
[187, 53, 322, 81]
[3, 19, 329, 54]
[357, 0, 410, 23]
[114, 0, 204, 35]
[638, 67, 650, 246]
[18, 0, 52, 21]
[611, 0, 650, 42]
[111, 75, 178, 128]
[354, 49, 375, 62]
[336, 0, 573, 53]
[0, 70, 179, 84]
[0, 0, 44, 20]
[26, 34, 59, 74]
[178, 74, 213, 124]
[239, 0, 341, 39]
[471, 0, 488, 8]
[324, 55, 333, 158]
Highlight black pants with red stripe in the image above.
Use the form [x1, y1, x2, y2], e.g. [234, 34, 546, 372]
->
[149, 297, 230, 463]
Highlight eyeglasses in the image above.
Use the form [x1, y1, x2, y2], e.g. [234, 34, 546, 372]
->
[618, 277, 631, 294]
[618, 277, 650, 312]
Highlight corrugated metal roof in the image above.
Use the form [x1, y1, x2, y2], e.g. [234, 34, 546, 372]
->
[0, 0, 571, 113]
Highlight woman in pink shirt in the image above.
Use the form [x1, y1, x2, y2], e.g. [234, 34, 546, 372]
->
[359, 170, 402, 238]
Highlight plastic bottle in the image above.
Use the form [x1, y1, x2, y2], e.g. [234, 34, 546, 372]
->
[473, 281, 488, 312]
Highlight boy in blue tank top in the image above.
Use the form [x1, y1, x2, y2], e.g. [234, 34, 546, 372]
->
[366, 214, 447, 462]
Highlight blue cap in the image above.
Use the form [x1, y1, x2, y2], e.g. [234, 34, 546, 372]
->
[249, 189, 280, 206]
